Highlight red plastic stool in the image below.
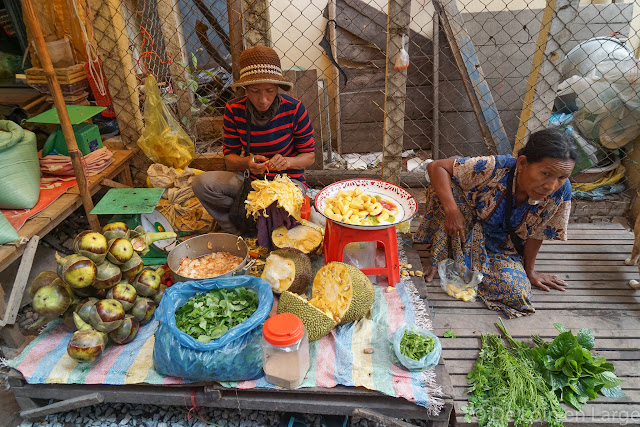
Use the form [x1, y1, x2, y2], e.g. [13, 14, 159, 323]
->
[323, 220, 400, 286]
[301, 194, 311, 220]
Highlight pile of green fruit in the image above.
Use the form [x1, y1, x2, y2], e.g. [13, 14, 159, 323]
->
[28, 222, 176, 363]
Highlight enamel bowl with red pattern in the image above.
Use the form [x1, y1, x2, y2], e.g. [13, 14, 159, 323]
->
[314, 179, 418, 230]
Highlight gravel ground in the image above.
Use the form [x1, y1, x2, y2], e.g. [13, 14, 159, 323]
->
[14, 401, 432, 426]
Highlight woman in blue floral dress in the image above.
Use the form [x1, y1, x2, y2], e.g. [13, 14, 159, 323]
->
[414, 129, 578, 318]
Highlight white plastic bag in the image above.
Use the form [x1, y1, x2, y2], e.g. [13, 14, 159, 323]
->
[560, 58, 640, 149]
[394, 34, 409, 70]
[390, 323, 441, 371]
[438, 258, 482, 302]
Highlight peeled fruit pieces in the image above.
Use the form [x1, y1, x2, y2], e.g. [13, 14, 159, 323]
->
[277, 291, 337, 342]
[271, 222, 323, 254]
[261, 248, 311, 295]
[277, 262, 375, 341]
[88, 299, 125, 333]
[32, 282, 72, 319]
[55, 252, 97, 289]
[73, 230, 108, 265]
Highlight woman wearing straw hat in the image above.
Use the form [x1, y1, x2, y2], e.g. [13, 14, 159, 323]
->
[193, 46, 315, 234]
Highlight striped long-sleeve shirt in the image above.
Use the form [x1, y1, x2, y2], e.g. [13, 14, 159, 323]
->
[222, 94, 315, 185]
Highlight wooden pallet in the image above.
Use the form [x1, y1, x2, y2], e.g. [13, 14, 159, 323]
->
[413, 222, 640, 425]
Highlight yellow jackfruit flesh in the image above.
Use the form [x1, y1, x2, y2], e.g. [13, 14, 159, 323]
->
[261, 248, 312, 295]
[271, 221, 324, 254]
[277, 262, 375, 341]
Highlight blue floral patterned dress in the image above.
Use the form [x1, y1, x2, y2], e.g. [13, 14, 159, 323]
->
[414, 155, 572, 318]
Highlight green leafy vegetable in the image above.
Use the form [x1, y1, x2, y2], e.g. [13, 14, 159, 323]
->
[175, 287, 259, 343]
[399, 330, 435, 361]
[496, 319, 625, 412]
[462, 334, 565, 427]
[443, 329, 456, 339]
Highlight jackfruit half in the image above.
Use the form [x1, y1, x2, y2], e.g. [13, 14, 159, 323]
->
[261, 248, 312, 295]
[271, 221, 324, 254]
[277, 261, 375, 341]
[312, 262, 375, 325]
[277, 291, 337, 342]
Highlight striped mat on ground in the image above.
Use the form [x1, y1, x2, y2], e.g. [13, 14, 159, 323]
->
[7, 246, 443, 414]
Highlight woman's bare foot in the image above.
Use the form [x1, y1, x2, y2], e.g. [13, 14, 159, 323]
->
[424, 265, 437, 282]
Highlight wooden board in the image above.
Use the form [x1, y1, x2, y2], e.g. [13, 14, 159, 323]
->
[434, 0, 510, 155]
[417, 223, 640, 425]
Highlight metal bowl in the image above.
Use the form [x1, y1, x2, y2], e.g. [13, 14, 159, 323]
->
[167, 233, 251, 283]
[561, 37, 632, 80]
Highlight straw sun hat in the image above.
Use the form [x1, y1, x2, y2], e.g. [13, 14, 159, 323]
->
[232, 46, 293, 91]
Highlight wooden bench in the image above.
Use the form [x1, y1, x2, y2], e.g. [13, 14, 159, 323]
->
[0, 149, 134, 274]
[0, 149, 134, 344]
[414, 222, 640, 425]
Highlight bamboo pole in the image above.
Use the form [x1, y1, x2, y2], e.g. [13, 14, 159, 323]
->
[22, 0, 101, 232]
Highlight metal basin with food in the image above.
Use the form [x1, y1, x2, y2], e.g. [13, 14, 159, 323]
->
[167, 233, 251, 283]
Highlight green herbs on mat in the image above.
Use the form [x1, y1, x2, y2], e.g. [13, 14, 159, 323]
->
[399, 330, 436, 361]
[443, 329, 457, 339]
[462, 334, 566, 427]
[496, 320, 625, 411]
[175, 287, 259, 343]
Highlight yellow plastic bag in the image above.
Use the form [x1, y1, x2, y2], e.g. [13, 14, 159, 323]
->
[137, 76, 194, 169]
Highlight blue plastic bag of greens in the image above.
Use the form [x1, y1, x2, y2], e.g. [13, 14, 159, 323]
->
[153, 275, 273, 381]
[390, 323, 441, 371]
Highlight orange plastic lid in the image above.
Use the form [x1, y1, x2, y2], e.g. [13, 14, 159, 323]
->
[263, 313, 305, 346]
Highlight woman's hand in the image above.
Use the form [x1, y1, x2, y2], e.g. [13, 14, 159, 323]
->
[268, 154, 289, 171]
[527, 270, 568, 292]
[249, 155, 269, 175]
[444, 205, 466, 241]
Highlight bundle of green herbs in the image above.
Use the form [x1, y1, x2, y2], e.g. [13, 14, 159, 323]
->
[463, 320, 625, 427]
[462, 334, 566, 427]
[175, 287, 259, 343]
[497, 320, 625, 411]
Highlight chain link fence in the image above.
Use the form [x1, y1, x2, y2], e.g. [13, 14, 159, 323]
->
[85, 0, 640, 220]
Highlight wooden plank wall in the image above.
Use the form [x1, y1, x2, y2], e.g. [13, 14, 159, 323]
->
[334, 1, 633, 156]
